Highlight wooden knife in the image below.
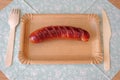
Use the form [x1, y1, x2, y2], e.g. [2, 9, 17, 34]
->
[102, 9, 112, 71]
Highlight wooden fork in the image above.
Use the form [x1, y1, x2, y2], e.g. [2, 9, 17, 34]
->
[5, 9, 20, 67]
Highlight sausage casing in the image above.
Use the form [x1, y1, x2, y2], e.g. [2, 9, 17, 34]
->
[29, 26, 90, 43]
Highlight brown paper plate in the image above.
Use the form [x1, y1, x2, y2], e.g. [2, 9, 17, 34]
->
[19, 14, 103, 64]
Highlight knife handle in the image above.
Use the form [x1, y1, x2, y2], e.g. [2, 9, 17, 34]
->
[104, 37, 111, 71]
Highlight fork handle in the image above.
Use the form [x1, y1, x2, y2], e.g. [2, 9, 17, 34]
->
[5, 27, 16, 67]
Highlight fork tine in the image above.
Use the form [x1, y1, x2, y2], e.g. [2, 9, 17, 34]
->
[15, 9, 18, 13]
[9, 10, 12, 15]
[17, 9, 20, 14]
[9, 9, 14, 19]
[9, 9, 14, 16]
[12, 8, 15, 14]
[16, 9, 18, 14]
[13, 9, 16, 14]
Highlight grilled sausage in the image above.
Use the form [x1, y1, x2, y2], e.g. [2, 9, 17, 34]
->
[29, 26, 90, 43]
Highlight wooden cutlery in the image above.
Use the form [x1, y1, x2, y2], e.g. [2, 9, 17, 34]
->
[5, 9, 20, 67]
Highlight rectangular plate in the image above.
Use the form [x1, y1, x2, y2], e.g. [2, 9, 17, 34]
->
[19, 14, 103, 64]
